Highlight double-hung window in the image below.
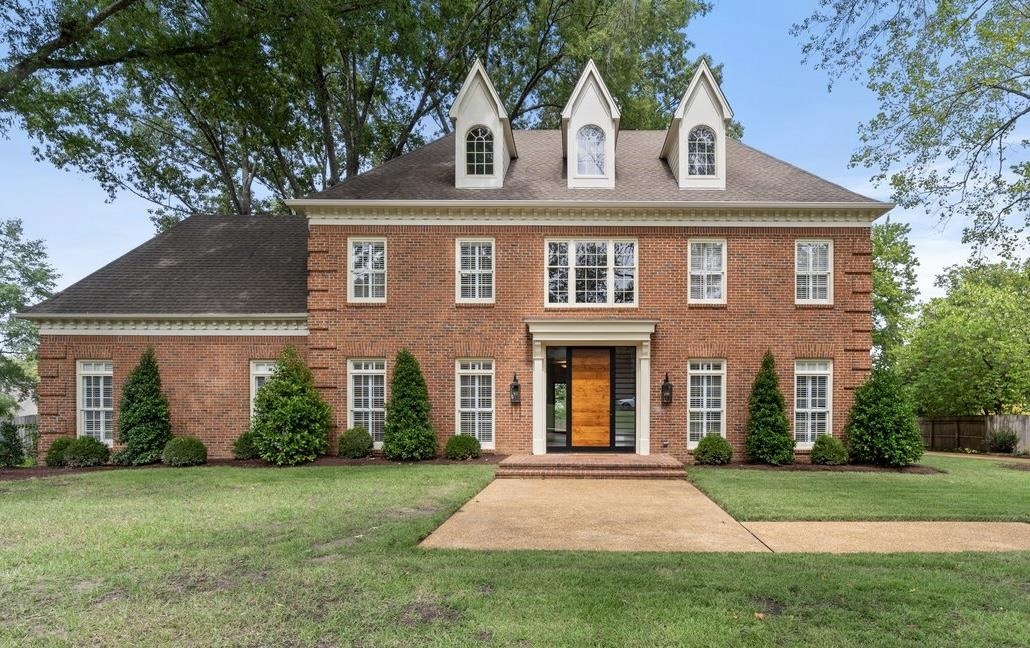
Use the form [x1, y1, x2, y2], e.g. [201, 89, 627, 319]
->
[348, 359, 387, 445]
[688, 360, 725, 447]
[688, 240, 726, 303]
[77, 360, 114, 445]
[546, 239, 637, 306]
[456, 359, 494, 448]
[250, 360, 277, 415]
[456, 239, 495, 303]
[795, 360, 832, 447]
[795, 240, 832, 304]
[348, 238, 387, 303]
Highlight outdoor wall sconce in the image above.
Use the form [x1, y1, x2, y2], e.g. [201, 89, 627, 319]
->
[661, 373, 673, 405]
[509, 374, 521, 405]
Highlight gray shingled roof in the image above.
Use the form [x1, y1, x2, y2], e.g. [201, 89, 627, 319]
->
[22, 214, 308, 316]
[306, 130, 881, 204]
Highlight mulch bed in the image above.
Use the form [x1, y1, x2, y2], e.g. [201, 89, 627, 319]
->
[708, 463, 942, 474]
[1001, 462, 1030, 472]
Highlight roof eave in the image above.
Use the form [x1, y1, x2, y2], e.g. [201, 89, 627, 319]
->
[16, 311, 309, 322]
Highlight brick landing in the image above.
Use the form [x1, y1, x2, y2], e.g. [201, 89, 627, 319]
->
[496, 453, 685, 479]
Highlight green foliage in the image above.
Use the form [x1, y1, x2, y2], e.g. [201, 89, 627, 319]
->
[114, 347, 172, 465]
[161, 436, 208, 467]
[693, 434, 732, 465]
[383, 349, 437, 461]
[338, 426, 374, 459]
[986, 429, 1019, 454]
[45, 437, 73, 467]
[871, 219, 918, 366]
[845, 368, 924, 467]
[62, 437, 110, 467]
[899, 261, 1030, 416]
[444, 434, 481, 460]
[810, 435, 849, 466]
[745, 351, 794, 465]
[232, 431, 260, 460]
[0, 421, 25, 467]
[251, 347, 331, 466]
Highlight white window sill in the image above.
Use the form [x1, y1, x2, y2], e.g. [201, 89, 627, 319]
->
[688, 299, 727, 306]
[348, 298, 387, 305]
[795, 300, 833, 307]
[794, 442, 815, 450]
[544, 302, 638, 309]
[456, 299, 495, 305]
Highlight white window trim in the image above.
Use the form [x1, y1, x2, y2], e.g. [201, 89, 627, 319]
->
[347, 358, 388, 449]
[686, 123, 719, 178]
[249, 360, 277, 416]
[544, 238, 639, 308]
[687, 359, 726, 449]
[347, 237, 387, 304]
[794, 359, 833, 450]
[455, 238, 496, 304]
[687, 238, 727, 304]
[464, 125, 496, 178]
[76, 360, 114, 446]
[794, 239, 834, 305]
[454, 359, 496, 450]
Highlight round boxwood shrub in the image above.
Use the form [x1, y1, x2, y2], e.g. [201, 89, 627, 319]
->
[445, 434, 481, 460]
[338, 426, 374, 459]
[694, 434, 733, 465]
[45, 437, 74, 467]
[251, 347, 332, 466]
[986, 429, 1019, 454]
[745, 351, 795, 465]
[63, 437, 110, 467]
[845, 368, 924, 466]
[383, 349, 438, 461]
[162, 436, 208, 467]
[233, 430, 261, 460]
[0, 421, 25, 468]
[810, 435, 848, 465]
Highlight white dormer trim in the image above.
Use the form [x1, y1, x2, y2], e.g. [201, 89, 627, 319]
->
[661, 59, 733, 191]
[561, 60, 620, 188]
[449, 59, 517, 189]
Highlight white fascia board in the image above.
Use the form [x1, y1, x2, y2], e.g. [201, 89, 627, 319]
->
[17, 312, 308, 321]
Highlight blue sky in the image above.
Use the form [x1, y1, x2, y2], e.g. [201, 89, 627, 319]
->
[1, 0, 968, 298]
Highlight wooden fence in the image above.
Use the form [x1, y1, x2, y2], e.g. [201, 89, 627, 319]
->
[918, 415, 1030, 452]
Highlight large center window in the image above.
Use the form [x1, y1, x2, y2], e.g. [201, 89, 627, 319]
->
[546, 239, 636, 306]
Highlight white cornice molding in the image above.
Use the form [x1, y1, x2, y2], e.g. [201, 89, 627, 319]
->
[28, 314, 308, 336]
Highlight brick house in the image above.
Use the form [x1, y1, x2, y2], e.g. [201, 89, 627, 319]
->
[20, 60, 889, 461]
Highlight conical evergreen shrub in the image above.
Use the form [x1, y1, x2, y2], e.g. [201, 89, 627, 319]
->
[251, 346, 331, 465]
[383, 349, 437, 460]
[744, 350, 795, 465]
[845, 368, 924, 466]
[113, 347, 172, 465]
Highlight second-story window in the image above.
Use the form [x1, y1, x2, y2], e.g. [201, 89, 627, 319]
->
[547, 239, 636, 306]
[795, 240, 833, 304]
[349, 238, 387, 303]
[688, 240, 726, 303]
[465, 126, 494, 175]
[456, 239, 494, 303]
[576, 125, 606, 176]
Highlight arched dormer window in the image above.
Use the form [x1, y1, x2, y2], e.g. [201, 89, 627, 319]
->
[687, 126, 716, 176]
[465, 126, 494, 176]
[576, 125, 606, 176]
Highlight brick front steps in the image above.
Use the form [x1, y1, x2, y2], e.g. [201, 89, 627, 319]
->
[496, 453, 686, 480]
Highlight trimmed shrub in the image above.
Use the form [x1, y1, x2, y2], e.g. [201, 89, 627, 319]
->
[113, 348, 172, 465]
[162, 436, 207, 467]
[810, 435, 848, 465]
[845, 368, 924, 466]
[63, 437, 110, 467]
[45, 437, 74, 467]
[383, 349, 437, 461]
[744, 351, 795, 465]
[338, 426, 374, 459]
[445, 434, 481, 460]
[694, 434, 733, 465]
[0, 421, 25, 468]
[986, 429, 1019, 454]
[251, 347, 331, 466]
[233, 431, 261, 460]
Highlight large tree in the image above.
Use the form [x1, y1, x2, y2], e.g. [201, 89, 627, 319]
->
[871, 219, 919, 365]
[793, 1, 1030, 253]
[3, 0, 725, 229]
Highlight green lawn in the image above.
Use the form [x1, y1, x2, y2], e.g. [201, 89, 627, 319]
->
[0, 464, 1027, 647]
[689, 454, 1030, 522]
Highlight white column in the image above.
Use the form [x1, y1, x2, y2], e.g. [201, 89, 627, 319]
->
[637, 340, 651, 455]
[531, 340, 546, 455]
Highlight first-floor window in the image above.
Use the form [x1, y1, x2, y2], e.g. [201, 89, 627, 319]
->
[456, 359, 494, 447]
[795, 360, 832, 445]
[250, 360, 277, 415]
[688, 360, 724, 446]
[349, 359, 386, 444]
[78, 360, 114, 445]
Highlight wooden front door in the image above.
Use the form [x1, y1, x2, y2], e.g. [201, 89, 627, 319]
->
[570, 348, 612, 447]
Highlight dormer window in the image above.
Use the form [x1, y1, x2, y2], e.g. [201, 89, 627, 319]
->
[576, 125, 606, 176]
[465, 126, 494, 176]
[687, 126, 716, 176]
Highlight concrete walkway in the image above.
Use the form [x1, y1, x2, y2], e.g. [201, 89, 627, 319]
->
[421, 479, 1030, 553]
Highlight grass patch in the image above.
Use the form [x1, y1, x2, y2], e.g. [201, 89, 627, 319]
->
[0, 463, 1027, 646]
[689, 454, 1030, 522]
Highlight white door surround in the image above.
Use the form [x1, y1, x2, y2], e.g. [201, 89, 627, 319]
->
[525, 319, 658, 455]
